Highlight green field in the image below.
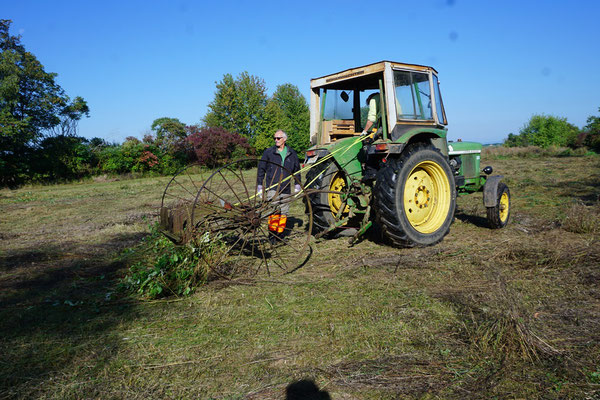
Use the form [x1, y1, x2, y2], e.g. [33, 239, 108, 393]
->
[1, 153, 600, 399]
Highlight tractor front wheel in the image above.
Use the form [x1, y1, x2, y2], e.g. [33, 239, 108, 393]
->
[374, 143, 456, 247]
[486, 182, 510, 229]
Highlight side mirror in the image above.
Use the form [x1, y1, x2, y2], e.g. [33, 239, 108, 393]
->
[340, 91, 349, 102]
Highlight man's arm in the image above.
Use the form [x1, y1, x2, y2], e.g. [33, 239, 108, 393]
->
[292, 150, 301, 186]
[362, 97, 377, 135]
[362, 120, 374, 134]
[284, 149, 301, 193]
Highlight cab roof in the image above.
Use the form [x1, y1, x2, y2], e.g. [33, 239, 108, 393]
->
[310, 60, 438, 90]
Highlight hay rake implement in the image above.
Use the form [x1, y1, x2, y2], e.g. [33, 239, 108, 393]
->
[159, 158, 315, 279]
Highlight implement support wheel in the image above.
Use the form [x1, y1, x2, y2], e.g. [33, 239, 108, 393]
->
[189, 158, 313, 279]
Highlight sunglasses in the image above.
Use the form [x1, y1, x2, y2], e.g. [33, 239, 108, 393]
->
[274, 136, 284, 140]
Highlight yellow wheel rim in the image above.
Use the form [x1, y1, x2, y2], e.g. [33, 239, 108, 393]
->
[499, 192, 509, 222]
[403, 161, 451, 234]
[328, 171, 350, 220]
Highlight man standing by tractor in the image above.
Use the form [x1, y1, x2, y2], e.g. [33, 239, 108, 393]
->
[256, 130, 301, 242]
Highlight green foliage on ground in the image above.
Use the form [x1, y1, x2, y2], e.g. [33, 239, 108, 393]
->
[483, 144, 595, 160]
[121, 224, 224, 299]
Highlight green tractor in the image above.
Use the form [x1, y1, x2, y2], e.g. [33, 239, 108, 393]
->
[303, 60, 510, 246]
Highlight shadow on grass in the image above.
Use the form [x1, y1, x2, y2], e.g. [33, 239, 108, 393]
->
[547, 176, 600, 205]
[454, 209, 490, 228]
[285, 379, 331, 400]
[357, 208, 491, 247]
[0, 232, 145, 398]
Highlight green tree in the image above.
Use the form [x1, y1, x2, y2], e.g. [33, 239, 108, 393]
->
[151, 117, 186, 152]
[504, 132, 529, 147]
[253, 100, 289, 154]
[271, 83, 310, 155]
[33, 135, 93, 181]
[89, 137, 111, 149]
[0, 19, 89, 186]
[583, 107, 600, 151]
[202, 72, 267, 141]
[50, 96, 90, 137]
[517, 114, 579, 148]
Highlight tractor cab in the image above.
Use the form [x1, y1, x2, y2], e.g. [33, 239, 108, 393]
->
[309, 61, 447, 146]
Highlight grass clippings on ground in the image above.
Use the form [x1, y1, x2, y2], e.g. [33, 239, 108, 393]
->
[1, 154, 600, 399]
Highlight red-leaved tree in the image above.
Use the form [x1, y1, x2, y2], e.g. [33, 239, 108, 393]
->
[186, 126, 252, 168]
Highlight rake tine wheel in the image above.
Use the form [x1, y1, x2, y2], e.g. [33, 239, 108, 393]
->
[160, 163, 210, 243]
[189, 158, 313, 279]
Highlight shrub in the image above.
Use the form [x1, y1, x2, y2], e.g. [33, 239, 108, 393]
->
[157, 152, 188, 175]
[95, 139, 186, 175]
[583, 132, 600, 152]
[32, 135, 94, 181]
[186, 126, 252, 168]
[582, 109, 600, 152]
[504, 114, 580, 148]
[121, 224, 226, 299]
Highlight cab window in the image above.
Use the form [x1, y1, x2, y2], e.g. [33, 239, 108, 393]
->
[432, 74, 446, 124]
[393, 70, 433, 121]
[322, 89, 353, 120]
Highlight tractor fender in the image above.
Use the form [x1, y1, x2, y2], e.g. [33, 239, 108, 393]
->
[321, 137, 364, 181]
[483, 175, 504, 207]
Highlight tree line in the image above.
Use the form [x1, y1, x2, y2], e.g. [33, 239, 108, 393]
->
[0, 20, 310, 187]
[504, 112, 600, 151]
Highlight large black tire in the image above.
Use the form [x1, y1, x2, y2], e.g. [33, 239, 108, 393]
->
[486, 182, 510, 229]
[305, 161, 357, 236]
[374, 143, 457, 247]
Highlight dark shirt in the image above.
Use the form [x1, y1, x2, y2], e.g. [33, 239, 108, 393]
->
[257, 145, 301, 193]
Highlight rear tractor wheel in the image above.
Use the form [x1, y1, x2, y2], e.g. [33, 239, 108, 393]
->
[305, 161, 359, 237]
[374, 143, 456, 247]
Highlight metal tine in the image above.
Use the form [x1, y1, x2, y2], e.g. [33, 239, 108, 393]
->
[218, 167, 245, 208]
[216, 225, 253, 279]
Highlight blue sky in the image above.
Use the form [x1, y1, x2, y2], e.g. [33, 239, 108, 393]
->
[4, 0, 600, 144]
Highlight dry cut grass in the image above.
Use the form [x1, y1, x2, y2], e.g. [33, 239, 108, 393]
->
[562, 200, 600, 234]
[482, 145, 590, 159]
[1, 154, 600, 399]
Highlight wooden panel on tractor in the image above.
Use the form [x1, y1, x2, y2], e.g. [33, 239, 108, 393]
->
[322, 119, 358, 142]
